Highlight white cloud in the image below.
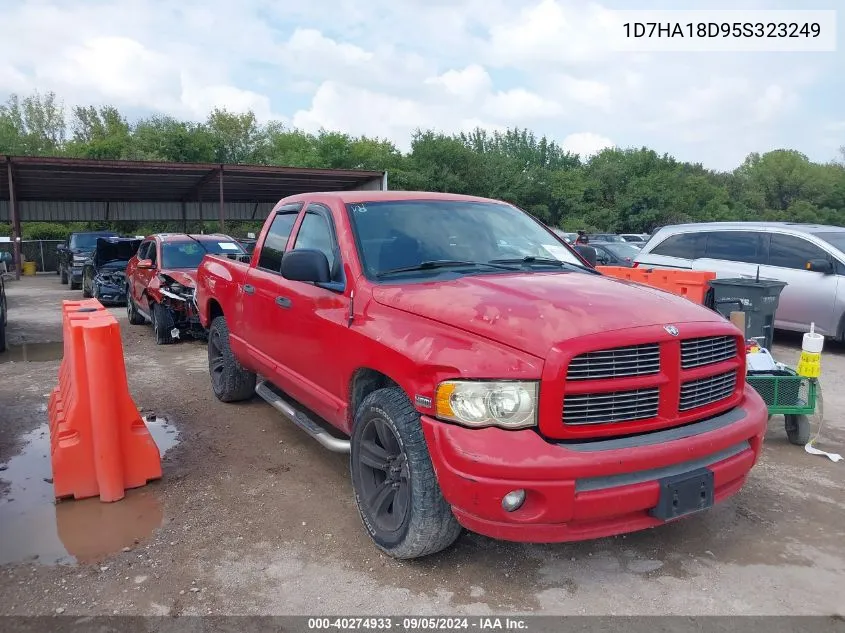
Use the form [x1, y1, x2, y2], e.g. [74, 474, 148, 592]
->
[561, 132, 614, 157]
[425, 65, 492, 100]
[0, 0, 840, 170]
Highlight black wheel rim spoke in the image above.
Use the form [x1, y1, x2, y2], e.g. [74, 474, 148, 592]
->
[374, 419, 400, 454]
[356, 416, 411, 534]
[359, 440, 389, 470]
[368, 480, 396, 518]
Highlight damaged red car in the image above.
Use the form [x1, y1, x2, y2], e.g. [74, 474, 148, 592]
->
[126, 233, 246, 344]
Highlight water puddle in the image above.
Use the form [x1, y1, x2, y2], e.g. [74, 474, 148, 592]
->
[0, 341, 64, 364]
[0, 415, 179, 566]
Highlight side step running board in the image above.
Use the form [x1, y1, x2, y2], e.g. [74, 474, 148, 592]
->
[255, 381, 351, 453]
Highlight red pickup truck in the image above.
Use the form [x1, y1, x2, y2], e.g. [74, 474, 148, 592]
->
[196, 191, 768, 559]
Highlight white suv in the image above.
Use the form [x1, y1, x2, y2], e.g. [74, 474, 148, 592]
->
[634, 222, 845, 339]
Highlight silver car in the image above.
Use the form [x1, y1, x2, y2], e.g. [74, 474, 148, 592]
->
[634, 222, 845, 340]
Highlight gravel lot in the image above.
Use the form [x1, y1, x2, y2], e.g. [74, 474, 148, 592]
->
[0, 274, 843, 616]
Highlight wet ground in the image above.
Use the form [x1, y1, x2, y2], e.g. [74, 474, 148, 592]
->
[0, 274, 844, 616]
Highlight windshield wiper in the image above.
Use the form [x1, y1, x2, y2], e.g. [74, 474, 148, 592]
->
[185, 235, 209, 252]
[489, 256, 598, 273]
[377, 259, 519, 278]
[489, 256, 567, 266]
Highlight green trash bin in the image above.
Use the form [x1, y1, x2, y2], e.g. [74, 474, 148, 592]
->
[708, 277, 787, 350]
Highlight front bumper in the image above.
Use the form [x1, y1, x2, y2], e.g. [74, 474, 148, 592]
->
[421, 384, 768, 543]
[70, 265, 84, 282]
[93, 282, 127, 305]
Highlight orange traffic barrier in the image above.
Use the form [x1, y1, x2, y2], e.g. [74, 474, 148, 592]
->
[48, 299, 161, 502]
[597, 266, 716, 304]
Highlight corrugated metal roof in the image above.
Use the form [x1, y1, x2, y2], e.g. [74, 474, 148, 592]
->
[1, 156, 386, 221]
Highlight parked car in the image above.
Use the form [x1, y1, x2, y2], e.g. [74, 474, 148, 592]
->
[591, 241, 642, 267]
[196, 191, 767, 559]
[635, 222, 845, 339]
[58, 231, 120, 290]
[126, 233, 246, 344]
[620, 233, 649, 245]
[82, 237, 142, 304]
[237, 237, 258, 256]
[0, 272, 7, 353]
[587, 233, 626, 243]
[551, 228, 577, 244]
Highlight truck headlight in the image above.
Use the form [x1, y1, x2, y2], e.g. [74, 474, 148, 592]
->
[435, 380, 538, 429]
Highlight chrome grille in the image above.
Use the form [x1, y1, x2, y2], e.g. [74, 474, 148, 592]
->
[679, 371, 737, 411]
[563, 387, 659, 425]
[681, 336, 737, 369]
[567, 344, 660, 381]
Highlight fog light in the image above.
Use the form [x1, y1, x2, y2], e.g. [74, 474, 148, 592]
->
[501, 489, 526, 512]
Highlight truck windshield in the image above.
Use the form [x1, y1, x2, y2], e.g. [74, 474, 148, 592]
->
[347, 199, 584, 278]
[161, 240, 244, 268]
[70, 233, 117, 249]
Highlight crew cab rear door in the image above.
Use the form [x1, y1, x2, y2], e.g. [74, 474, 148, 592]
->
[241, 203, 303, 375]
[266, 202, 350, 424]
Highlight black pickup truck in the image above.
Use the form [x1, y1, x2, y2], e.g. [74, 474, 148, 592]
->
[57, 231, 119, 290]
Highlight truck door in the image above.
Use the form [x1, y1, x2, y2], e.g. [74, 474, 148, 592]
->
[271, 203, 350, 423]
[240, 204, 303, 376]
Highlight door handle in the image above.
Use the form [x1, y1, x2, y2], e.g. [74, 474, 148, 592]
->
[243, 284, 255, 294]
[275, 296, 292, 309]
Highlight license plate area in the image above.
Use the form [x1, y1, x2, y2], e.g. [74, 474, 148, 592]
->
[650, 467, 714, 521]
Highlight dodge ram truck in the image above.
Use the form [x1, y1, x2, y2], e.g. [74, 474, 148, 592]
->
[196, 191, 769, 559]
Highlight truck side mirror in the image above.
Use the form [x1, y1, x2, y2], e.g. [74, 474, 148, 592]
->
[281, 249, 331, 283]
[573, 245, 597, 267]
[136, 259, 154, 270]
[806, 259, 834, 275]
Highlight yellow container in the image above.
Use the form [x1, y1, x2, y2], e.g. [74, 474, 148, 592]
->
[22, 260, 37, 276]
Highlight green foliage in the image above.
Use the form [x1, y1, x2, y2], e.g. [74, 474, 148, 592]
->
[1, 91, 844, 233]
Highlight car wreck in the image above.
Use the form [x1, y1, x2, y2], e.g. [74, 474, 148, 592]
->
[126, 233, 247, 345]
[82, 237, 142, 304]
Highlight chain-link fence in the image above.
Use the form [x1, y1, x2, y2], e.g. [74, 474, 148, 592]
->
[0, 240, 64, 273]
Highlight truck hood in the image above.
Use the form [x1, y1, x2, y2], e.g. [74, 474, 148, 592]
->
[159, 270, 197, 288]
[371, 272, 725, 358]
[94, 238, 141, 269]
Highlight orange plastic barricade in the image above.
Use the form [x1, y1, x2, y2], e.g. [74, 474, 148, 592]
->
[597, 266, 716, 304]
[48, 299, 161, 502]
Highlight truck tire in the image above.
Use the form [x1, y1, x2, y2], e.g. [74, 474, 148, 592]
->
[82, 273, 92, 298]
[60, 266, 68, 285]
[207, 315, 256, 402]
[126, 291, 145, 325]
[151, 301, 175, 345]
[785, 414, 811, 446]
[350, 387, 461, 559]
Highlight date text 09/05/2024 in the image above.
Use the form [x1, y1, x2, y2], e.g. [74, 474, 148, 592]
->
[624, 22, 821, 38]
[307, 617, 528, 630]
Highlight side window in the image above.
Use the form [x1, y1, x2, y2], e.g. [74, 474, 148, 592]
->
[257, 210, 300, 273]
[137, 241, 150, 260]
[147, 242, 158, 266]
[703, 231, 764, 264]
[293, 210, 339, 281]
[651, 233, 705, 259]
[768, 234, 828, 270]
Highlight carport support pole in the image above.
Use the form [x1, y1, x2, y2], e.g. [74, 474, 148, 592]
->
[7, 159, 21, 280]
[218, 166, 225, 233]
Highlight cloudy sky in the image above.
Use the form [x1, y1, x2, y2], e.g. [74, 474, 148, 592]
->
[0, 0, 842, 170]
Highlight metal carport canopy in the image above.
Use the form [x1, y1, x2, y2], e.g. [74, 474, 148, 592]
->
[0, 155, 387, 222]
[0, 154, 387, 279]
